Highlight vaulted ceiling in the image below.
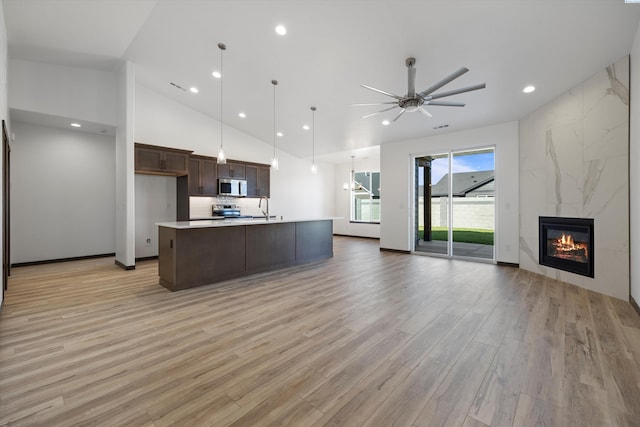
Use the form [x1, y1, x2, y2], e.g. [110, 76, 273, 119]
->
[5, 0, 640, 161]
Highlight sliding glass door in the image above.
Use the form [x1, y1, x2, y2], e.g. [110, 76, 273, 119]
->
[415, 147, 495, 260]
[415, 153, 449, 255]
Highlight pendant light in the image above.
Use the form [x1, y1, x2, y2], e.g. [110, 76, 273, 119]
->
[271, 79, 279, 171]
[310, 106, 317, 174]
[345, 155, 355, 190]
[217, 42, 227, 164]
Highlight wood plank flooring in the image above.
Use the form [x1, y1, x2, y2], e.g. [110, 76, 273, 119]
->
[1, 236, 639, 426]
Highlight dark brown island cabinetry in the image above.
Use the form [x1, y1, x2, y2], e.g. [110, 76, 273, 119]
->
[158, 219, 334, 291]
[135, 143, 192, 176]
[189, 155, 218, 196]
[245, 163, 271, 198]
[216, 161, 245, 179]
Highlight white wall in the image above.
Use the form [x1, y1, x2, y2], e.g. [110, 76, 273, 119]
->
[10, 121, 115, 263]
[380, 121, 520, 264]
[333, 156, 380, 238]
[0, 0, 7, 307]
[115, 61, 135, 268]
[135, 175, 175, 258]
[630, 23, 640, 305]
[8, 58, 117, 126]
[134, 84, 335, 221]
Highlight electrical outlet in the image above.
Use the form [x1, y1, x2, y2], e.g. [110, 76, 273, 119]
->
[146, 238, 151, 247]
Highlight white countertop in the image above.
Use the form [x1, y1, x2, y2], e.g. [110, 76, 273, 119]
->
[157, 217, 340, 229]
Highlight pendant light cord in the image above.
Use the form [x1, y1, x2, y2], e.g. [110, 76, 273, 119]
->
[311, 106, 316, 165]
[272, 80, 277, 157]
[219, 44, 224, 151]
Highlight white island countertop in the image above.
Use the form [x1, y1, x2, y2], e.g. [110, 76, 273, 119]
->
[157, 217, 340, 230]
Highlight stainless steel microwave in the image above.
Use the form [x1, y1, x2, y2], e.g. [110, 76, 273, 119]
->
[218, 178, 247, 197]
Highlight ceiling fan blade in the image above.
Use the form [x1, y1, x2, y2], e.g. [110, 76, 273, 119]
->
[408, 64, 416, 97]
[419, 67, 469, 97]
[392, 108, 406, 122]
[350, 102, 398, 107]
[361, 84, 403, 100]
[426, 100, 466, 107]
[418, 106, 432, 117]
[427, 83, 486, 100]
[361, 105, 398, 119]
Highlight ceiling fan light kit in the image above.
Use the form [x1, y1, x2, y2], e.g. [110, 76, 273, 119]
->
[355, 57, 486, 122]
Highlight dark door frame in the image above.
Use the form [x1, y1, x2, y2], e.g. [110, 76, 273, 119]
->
[3, 120, 9, 291]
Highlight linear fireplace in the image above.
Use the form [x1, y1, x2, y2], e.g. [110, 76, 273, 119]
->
[539, 216, 594, 278]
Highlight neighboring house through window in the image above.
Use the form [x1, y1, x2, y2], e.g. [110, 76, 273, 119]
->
[352, 171, 380, 223]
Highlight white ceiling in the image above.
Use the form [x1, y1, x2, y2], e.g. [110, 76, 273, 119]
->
[5, 0, 640, 162]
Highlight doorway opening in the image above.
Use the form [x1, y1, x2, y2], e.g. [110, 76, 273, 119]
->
[415, 147, 495, 260]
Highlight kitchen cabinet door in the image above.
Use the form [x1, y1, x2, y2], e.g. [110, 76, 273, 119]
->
[245, 164, 271, 198]
[257, 165, 270, 198]
[188, 158, 201, 195]
[217, 161, 245, 179]
[135, 143, 192, 176]
[201, 158, 218, 196]
[135, 145, 164, 173]
[189, 155, 218, 196]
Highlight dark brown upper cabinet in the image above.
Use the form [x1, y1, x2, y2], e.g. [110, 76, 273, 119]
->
[245, 163, 271, 198]
[135, 143, 192, 176]
[217, 161, 245, 179]
[189, 155, 218, 197]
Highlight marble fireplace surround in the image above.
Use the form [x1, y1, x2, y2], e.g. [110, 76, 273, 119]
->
[519, 55, 629, 300]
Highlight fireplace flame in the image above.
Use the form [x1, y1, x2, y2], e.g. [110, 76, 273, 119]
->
[556, 233, 588, 258]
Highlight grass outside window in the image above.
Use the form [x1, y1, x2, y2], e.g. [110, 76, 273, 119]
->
[418, 226, 494, 245]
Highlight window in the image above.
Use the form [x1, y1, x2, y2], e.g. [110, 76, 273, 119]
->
[351, 171, 380, 223]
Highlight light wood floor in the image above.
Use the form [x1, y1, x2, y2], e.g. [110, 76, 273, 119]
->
[1, 236, 640, 426]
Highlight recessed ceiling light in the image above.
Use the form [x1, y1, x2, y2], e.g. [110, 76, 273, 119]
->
[275, 25, 287, 35]
[523, 85, 535, 93]
[70, 123, 81, 128]
[212, 71, 221, 79]
[302, 124, 310, 130]
[190, 87, 199, 94]
[276, 132, 283, 137]
[381, 120, 390, 126]
[238, 112, 246, 118]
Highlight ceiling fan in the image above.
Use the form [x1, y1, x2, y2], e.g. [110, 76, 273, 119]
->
[353, 58, 486, 122]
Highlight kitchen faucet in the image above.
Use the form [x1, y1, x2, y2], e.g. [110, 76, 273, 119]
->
[258, 196, 270, 221]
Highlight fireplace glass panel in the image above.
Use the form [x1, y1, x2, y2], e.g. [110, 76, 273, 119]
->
[539, 217, 594, 278]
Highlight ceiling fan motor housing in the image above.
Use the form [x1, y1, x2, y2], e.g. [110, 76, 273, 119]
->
[399, 97, 423, 112]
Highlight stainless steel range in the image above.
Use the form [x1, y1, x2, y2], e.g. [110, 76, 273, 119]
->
[212, 205, 252, 219]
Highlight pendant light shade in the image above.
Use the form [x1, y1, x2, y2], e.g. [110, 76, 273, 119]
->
[217, 42, 227, 164]
[271, 79, 279, 171]
[310, 106, 317, 174]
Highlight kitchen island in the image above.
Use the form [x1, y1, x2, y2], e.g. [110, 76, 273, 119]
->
[156, 218, 335, 291]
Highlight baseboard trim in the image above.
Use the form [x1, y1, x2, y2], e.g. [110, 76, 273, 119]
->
[380, 247, 411, 254]
[135, 256, 158, 262]
[333, 234, 380, 240]
[497, 261, 520, 268]
[115, 259, 135, 271]
[631, 295, 640, 318]
[12, 253, 115, 268]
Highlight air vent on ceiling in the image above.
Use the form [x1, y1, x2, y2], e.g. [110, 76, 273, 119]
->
[170, 82, 187, 92]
